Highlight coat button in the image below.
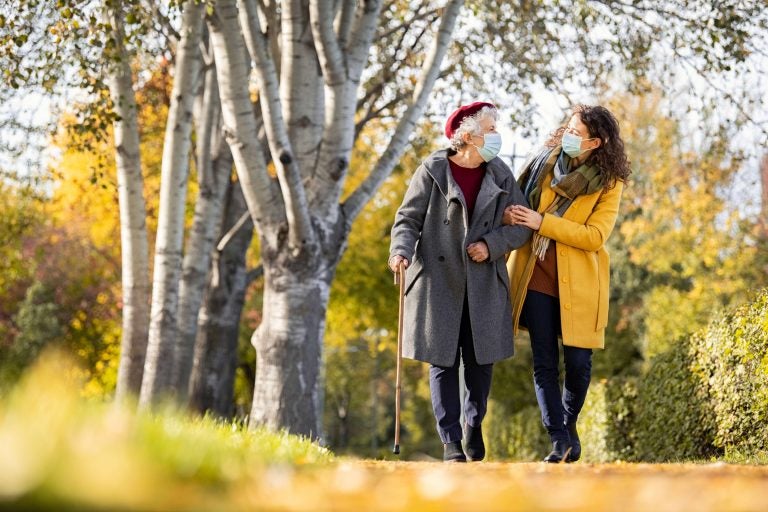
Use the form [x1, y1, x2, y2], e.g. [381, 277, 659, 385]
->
[438, 256, 445, 262]
[484, 221, 488, 226]
[564, 303, 571, 310]
[444, 219, 450, 225]
[561, 277, 568, 284]
[559, 249, 566, 256]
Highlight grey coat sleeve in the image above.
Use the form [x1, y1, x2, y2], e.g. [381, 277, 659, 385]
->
[481, 177, 533, 262]
[389, 164, 432, 263]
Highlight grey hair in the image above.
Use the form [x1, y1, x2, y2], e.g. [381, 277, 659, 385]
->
[449, 106, 499, 151]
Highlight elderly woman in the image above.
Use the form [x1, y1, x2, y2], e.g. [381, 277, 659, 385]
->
[389, 102, 531, 462]
[505, 104, 631, 463]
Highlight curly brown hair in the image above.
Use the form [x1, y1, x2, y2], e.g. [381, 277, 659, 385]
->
[545, 105, 631, 189]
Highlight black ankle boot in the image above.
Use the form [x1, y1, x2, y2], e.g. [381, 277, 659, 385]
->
[443, 441, 467, 462]
[464, 423, 485, 462]
[543, 440, 572, 463]
[566, 423, 581, 462]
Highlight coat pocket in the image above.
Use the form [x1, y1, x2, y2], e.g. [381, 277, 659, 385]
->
[404, 257, 424, 296]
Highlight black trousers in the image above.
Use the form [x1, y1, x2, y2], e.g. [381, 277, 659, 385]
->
[521, 290, 593, 443]
[428, 296, 493, 444]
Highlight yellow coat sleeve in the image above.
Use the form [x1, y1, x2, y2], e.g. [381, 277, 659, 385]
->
[537, 182, 623, 251]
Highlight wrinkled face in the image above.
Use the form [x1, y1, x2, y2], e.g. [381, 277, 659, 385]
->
[565, 114, 600, 151]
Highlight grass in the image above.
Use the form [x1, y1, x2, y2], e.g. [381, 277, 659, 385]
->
[0, 352, 333, 511]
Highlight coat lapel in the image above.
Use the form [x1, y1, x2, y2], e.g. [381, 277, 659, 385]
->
[424, 151, 468, 219]
[472, 168, 504, 224]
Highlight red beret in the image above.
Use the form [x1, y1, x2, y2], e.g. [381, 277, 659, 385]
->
[444, 101, 496, 139]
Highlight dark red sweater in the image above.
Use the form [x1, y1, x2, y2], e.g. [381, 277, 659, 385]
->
[449, 159, 486, 220]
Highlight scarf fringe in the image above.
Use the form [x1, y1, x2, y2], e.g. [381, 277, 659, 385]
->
[532, 232, 551, 261]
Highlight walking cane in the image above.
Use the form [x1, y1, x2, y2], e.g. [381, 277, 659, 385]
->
[393, 261, 405, 455]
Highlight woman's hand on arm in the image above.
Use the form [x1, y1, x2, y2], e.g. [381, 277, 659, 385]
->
[503, 205, 542, 230]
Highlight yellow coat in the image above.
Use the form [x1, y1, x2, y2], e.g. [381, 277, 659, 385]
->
[506, 173, 623, 349]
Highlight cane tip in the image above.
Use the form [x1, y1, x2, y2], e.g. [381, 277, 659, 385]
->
[393, 444, 400, 455]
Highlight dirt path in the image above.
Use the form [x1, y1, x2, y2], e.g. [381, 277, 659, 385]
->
[240, 461, 768, 512]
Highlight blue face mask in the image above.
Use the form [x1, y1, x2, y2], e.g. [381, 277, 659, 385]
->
[562, 132, 595, 158]
[473, 132, 502, 162]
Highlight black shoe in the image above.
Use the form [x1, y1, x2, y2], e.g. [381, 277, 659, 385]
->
[543, 440, 572, 463]
[464, 423, 485, 462]
[443, 441, 467, 462]
[566, 423, 581, 462]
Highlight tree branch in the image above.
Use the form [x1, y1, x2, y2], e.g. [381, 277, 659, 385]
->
[217, 211, 253, 252]
[343, 0, 464, 221]
[239, 0, 316, 252]
[346, 0, 384, 81]
[310, 0, 346, 85]
[355, 10, 437, 134]
[207, 0, 284, 230]
[334, 0, 355, 50]
[354, 91, 408, 139]
[376, 5, 438, 41]
[280, 0, 324, 184]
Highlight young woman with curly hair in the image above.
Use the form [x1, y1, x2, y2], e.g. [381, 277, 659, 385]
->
[504, 105, 631, 463]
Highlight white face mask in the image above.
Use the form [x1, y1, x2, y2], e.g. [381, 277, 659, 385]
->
[562, 132, 596, 158]
[473, 132, 502, 162]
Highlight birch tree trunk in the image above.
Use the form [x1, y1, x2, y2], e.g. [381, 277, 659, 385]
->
[140, 1, 205, 406]
[173, 51, 231, 398]
[208, 0, 463, 436]
[105, 0, 151, 400]
[188, 179, 253, 416]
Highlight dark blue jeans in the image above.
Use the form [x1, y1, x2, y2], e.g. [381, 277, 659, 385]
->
[522, 290, 592, 443]
[429, 297, 493, 444]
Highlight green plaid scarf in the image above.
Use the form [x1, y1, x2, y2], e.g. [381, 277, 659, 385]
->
[518, 146, 604, 260]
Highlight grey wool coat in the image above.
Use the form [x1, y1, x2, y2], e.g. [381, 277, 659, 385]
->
[389, 149, 532, 367]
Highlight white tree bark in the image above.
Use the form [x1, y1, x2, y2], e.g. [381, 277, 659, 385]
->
[105, 0, 151, 400]
[139, 0, 206, 406]
[308, 0, 382, 221]
[239, 0, 314, 252]
[280, 0, 325, 182]
[208, 0, 284, 235]
[206, 0, 463, 437]
[173, 50, 232, 397]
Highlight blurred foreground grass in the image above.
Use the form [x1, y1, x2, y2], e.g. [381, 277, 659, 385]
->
[0, 351, 333, 511]
[3, 352, 768, 512]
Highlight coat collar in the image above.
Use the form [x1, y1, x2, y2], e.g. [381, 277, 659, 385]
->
[422, 149, 511, 198]
[422, 149, 509, 222]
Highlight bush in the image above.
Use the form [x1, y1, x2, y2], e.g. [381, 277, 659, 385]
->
[696, 289, 768, 458]
[632, 335, 720, 462]
[578, 377, 637, 462]
[486, 405, 550, 461]
[629, 288, 768, 462]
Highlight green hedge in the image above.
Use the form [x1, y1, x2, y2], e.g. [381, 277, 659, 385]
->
[632, 337, 719, 461]
[633, 288, 768, 461]
[696, 289, 768, 458]
[583, 288, 768, 462]
[578, 377, 637, 462]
